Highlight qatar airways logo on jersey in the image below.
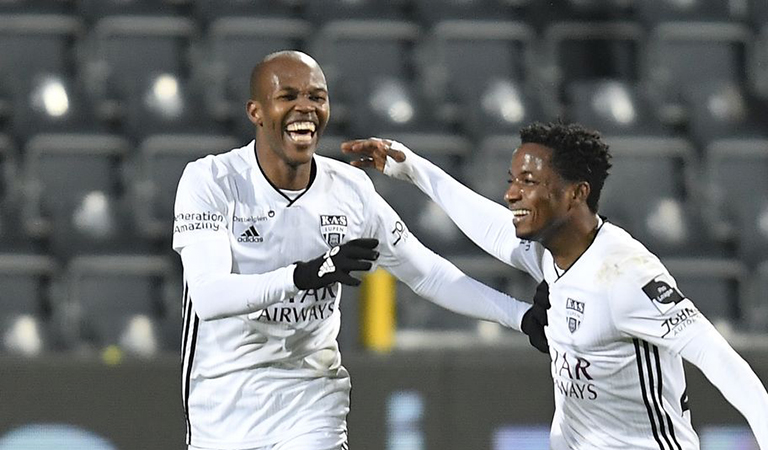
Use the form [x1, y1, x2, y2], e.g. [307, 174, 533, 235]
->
[173, 211, 225, 233]
[255, 285, 338, 323]
[660, 306, 700, 338]
[551, 349, 598, 400]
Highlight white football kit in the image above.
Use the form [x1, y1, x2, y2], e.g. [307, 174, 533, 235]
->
[172, 141, 531, 450]
[382, 142, 768, 450]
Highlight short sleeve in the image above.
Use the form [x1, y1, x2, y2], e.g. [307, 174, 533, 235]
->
[172, 160, 230, 252]
[610, 255, 711, 355]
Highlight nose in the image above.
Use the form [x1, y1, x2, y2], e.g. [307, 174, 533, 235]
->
[294, 94, 316, 112]
[504, 182, 521, 205]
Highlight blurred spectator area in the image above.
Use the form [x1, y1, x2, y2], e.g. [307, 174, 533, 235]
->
[0, 0, 767, 355]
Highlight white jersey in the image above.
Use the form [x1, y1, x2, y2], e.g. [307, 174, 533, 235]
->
[518, 221, 701, 449]
[385, 142, 768, 450]
[172, 141, 529, 449]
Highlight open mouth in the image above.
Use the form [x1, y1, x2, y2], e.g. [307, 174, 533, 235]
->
[511, 208, 531, 224]
[284, 121, 317, 145]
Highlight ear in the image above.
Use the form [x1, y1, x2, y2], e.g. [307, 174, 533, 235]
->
[571, 181, 591, 207]
[246, 99, 263, 126]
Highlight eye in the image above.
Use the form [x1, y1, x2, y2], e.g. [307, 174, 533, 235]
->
[278, 93, 297, 101]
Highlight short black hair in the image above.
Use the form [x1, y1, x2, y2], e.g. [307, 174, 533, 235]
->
[519, 121, 612, 213]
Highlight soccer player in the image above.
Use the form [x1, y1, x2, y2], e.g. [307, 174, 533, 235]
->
[172, 50, 542, 450]
[342, 122, 768, 450]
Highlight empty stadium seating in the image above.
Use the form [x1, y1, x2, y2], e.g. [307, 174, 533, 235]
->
[2, 1, 768, 352]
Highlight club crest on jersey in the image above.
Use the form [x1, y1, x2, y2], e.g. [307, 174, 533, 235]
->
[320, 215, 348, 247]
[565, 298, 585, 333]
[642, 276, 684, 313]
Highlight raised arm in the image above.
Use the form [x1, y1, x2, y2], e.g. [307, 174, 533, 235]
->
[343, 138, 542, 277]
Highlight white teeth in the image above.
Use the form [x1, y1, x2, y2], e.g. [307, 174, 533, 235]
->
[511, 209, 530, 217]
[286, 121, 316, 132]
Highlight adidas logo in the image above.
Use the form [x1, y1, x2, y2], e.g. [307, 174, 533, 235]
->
[237, 225, 263, 243]
[317, 246, 340, 277]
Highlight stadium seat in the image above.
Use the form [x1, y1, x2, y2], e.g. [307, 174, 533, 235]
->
[0, 254, 57, 355]
[194, 0, 299, 23]
[122, 72, 224, 141]
[599, 136, 721, 257]
[683, 80, 768, 147]
[80, 15, 195, 122]
[0, 0, 74, 14]
[195, 17, 310, 137]
[58, 254, 175, 355]
[20, 133, 145, 259]
[566, 79, 669, 136]
[643, 22, 752, 126]
[635, 0, 749, 24]
[0, 14, 82, 91]
[0, 135, 41, 253]
[130, 134, 239, 240]
[76, 0, 187, 20]
[346, 76, 447, 137]
[412, 0, 531, 24]
[703, 138, 768, 265]
[464, 134, 520, 201]
[465, 78, 545, 139]
[310, 19, 420, 99]
[663, 257, 747, 325]
[747, 260, 768, 331]
[302, 0, 408, 23]
[418, 20, 533, 108]
[11, 73, 104, 141]
[539, 21, 643, 118]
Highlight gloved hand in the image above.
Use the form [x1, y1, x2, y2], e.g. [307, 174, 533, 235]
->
[521, 280, 550, 353]
[294, 238, 380, 290]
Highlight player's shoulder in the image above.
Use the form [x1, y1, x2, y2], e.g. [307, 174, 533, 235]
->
[595, 221, 667, 283]
[183, 141, 253, 182]
[315, 154, 376, 190]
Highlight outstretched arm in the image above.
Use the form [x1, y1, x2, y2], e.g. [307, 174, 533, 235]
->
[679, 324, 768, 449]
[343, 138, 541, 277]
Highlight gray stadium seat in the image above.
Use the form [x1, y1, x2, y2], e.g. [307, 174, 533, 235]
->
[539, 21, 643, 118]
[466, 78, 545, 139]
[81, 16, 195, 122]
[663, 257, 747, 325]
[683, 80, 768, 147]
[302, 0, 408, 23]
[600, 136, 720, 257]
[635, 0, 749, 24]
[412, 0, 531, 24]
[0, 135, 40, 253]
[194, 0, 299, 22]
[76, 0, 187, 20]
[747, 260, 768, 332]
[703, 138, 768, 265]
[130, 134, 239, 240]
[20, 133, 144, 258]
[419, 20, 533, 106]
[59, 254, 175, 355]
[644, 22, 752, 126]
[195, 17, 310, 136]
[0, 0, 73, 14]
[0, 254, 58, 355]
[0, 14, 82, 90]
[566, 79, 668, 136]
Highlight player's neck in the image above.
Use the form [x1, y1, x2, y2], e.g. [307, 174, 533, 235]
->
[256, 146, 312, 190]
[547, 213, 600, 271]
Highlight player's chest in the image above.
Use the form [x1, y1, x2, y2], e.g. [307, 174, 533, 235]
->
[546, 275, 618, 349]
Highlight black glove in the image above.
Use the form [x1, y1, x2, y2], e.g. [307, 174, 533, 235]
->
[294, 238, 380, 290]
[521, 280, 550, 353]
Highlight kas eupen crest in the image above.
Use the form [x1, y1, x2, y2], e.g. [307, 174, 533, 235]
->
[320, 215, 348, 247]
[565, 298, 585, 334]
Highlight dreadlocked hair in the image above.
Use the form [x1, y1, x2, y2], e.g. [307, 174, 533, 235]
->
[519, 121, 612, 213]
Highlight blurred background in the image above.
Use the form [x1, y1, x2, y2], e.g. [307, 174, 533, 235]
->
[0, 0, 767, 448]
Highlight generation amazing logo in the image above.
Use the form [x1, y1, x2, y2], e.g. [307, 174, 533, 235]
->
[173, 211, 225, 233]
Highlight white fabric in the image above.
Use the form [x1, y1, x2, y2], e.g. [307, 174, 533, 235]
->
[381, 140, 768, 450]
[173, 141, 530, 449]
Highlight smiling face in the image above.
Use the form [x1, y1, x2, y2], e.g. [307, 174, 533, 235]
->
[248, 52, 329, 168]
[504, 143, 576, 243]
